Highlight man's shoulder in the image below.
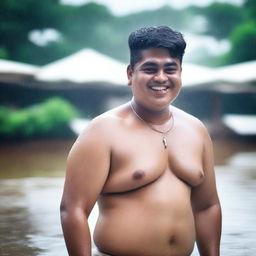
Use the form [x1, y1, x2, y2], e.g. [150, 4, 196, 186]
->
[79, 103, 128, 139]
[93, 103, 128, 126]
[171, 106, 208, 134]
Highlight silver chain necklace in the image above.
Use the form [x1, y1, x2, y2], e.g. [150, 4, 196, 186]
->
[130, 102, 174, 149]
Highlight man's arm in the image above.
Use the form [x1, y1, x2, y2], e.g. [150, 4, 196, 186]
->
[60, 119, 111, 256]
[191, 127, 222, 256]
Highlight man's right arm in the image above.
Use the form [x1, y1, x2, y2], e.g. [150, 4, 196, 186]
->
[60, 119, 111, 256]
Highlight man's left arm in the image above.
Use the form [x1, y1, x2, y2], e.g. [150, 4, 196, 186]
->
[191, 128, 222, 256]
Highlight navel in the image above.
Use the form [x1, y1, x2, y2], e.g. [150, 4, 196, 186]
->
[169, 235, 176, 245]
[132, 170, 145, 180]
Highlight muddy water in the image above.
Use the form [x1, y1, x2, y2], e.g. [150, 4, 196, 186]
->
[0, 139, 255, 256]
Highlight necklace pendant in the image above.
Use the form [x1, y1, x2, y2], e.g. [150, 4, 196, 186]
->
[163, 137, 167, 149]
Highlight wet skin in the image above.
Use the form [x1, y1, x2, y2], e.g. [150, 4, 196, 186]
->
[60, 48, 221, 256]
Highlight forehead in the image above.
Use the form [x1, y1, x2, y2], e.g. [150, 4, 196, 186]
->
[137, 48, 180, 67]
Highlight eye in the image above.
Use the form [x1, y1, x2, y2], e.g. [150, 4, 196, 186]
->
[143, 68, 157, 74]
[165, 68, 176, 74]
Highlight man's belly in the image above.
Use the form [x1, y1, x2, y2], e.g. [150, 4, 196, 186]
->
[93, 171, 196, 256]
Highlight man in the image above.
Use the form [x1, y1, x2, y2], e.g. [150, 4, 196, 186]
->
[60, 26, 222, 256]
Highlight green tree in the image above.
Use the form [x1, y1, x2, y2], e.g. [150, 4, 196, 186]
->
[224, 21, 256, 64]
[60, 3, 113, 49]
[101, 5, 189, 62]
[0, 1, 120, 65]
[1, 0, 254, 66]
[220, 0, 256, 64]
[244, 0, 256, 22]
[0, 0, 65, 63]
[193, 3, 246, 40]
[0, 97, 79, 139]
[0, 1, 192, 65]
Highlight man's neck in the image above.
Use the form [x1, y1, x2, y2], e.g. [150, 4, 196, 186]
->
[130, 99, 172, 125]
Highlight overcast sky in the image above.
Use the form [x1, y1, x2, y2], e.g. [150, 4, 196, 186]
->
[61, 0, 244, 16]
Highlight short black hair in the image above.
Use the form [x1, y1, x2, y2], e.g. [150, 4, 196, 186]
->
[128, 26, 186, 68]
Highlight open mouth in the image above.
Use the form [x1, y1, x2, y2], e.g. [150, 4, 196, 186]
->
[149, 86, 170, 92]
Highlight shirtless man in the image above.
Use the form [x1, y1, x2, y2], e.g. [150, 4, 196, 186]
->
[60, 26, 222, 256]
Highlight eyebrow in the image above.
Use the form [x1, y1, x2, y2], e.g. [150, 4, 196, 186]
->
[141, 61, 178, 68]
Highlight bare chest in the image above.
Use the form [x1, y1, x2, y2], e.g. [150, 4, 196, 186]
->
[101, 126, 204, 194]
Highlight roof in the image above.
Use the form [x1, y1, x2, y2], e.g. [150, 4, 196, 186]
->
[222, 114, 256, 135]
[216, 61, 256, 83]
[181, 63, 215, 87]
[0, 59, 39, 75]
[182, 61, 256, 92]
[35, 48, 127, 85]
[34, 48, 217, 87]
[2, 49, 255, 89]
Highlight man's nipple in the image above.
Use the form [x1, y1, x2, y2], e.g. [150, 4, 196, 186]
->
[132, 170, 145, 180]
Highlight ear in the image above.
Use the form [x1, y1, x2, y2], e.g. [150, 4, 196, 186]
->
[127, 65, 133, 86]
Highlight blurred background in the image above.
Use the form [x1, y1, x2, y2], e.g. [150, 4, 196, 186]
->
[0, 0, 255, 255]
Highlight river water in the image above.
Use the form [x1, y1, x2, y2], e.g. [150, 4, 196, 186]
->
[0, 139, 255, 256]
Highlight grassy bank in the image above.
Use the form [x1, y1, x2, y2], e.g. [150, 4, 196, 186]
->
[0, 97, 80, 140]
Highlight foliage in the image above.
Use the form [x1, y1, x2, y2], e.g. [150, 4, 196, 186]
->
[221, 0, 256, 65]
[108, 6, 190, 61]
[0, 1, 193, 65]
[224, 21, 256, 64]
[0, 0, 66, 64]
[0, 97, 79, 139]
[0, 0, 255, 66]
[244, 0, 256, 22]
[190, 1, 256, 65]
[192, 3, 246, 40]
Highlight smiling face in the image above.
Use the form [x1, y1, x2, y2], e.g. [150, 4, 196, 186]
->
[127, 48, 182, 112]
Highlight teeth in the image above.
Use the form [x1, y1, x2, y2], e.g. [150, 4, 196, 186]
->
[151, 87, 167, 91]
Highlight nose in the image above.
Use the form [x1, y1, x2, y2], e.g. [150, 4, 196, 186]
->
[153, 70, 168, 83]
